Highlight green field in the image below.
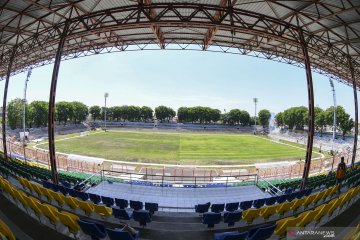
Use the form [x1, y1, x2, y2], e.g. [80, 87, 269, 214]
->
[35, 130, 311, 165]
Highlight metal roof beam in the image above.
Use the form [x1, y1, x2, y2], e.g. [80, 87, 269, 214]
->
[203, 0, 237, 50]
[141, 0, 165, 49]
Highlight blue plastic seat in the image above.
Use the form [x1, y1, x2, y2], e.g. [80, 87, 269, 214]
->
[130, 200, 143, 210]
[276, 195, 287, 204]
[195, 202, 210, 213]
[211, 203, 225, 213]
[225, 202, 239, 212]
[284, 188, 293, 195]
[112, 208, 132, 220]
[304, 188, 313, 196]
[202, 212, 221, 228]
[265, 197, 277, 206]
[66, 188, 76, 197]
[224, 211, 242, 227]
[101, 196, 115, 207]
[78, 220, 107, 240]
[42, 180, 52, 189]
[58, 185, 68, 195]
[253, 198, 265, 208]
[145, 202, 158, 214]
[89, 193, 102, 205]
[239, 201, 252, 210]
[61, 181, 72, 188]
[286, 192, 297, 202]
[247, 224, 276, 240]
[132, 210, 151, 227]
[106, 228, 139, 240]
[76, 191, 89, 201]
[213, 231, 248, 240]
[115, 198, 128, 209]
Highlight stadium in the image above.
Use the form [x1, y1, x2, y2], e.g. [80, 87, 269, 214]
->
[0, 1, 359, 240]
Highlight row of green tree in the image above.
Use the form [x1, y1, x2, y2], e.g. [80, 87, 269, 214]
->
[7, 99, 89, 129]
[275, 106, 354, 139]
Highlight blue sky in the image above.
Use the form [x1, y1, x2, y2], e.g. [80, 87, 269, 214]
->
[2, 50, 357, 118]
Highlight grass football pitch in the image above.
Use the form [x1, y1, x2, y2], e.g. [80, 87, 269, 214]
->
[35, 130, 310, 165]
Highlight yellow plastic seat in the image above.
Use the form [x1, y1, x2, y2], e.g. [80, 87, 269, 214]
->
[50, 191, 65, 206]
[23, 179, 34, 193]
[313, 191, 326, 204]
[40, 188, 54, 202]
[93, 204, 112, 217]
[314, 203, 332, 222]
[242, 208, 260, 224]
[296, 210, 318, 227]
[31, 184, 43, 197]
[327, 198, 342, 216]
[26, 196, 43, 216]
[12, 188, 28, 208]
[38, 204, 60, 224]
[274, 216, 298, 237]
[328, 185, 339, 197]
[77, 200, 95, 216]
[17, 177, 27, 189]
[58, 211, 80, 234]
[276, 202, 292, 216]
[259, 205, 278, 220]
[290, 198, 304, 212]
[0, 219, 16, 240]
[64, 196, 79, 210]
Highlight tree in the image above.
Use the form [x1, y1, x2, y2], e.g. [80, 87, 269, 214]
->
[140, 106, 153, 122]
[283, 106, 308, 130]
[228, 109, 242, 125]
[71, 101, 88, 124]
[155, 105, 175, 122]
[275, 112, 284, 128]
[177, 107, 189, 122]
[7, 98, 23, 129]
[258, 109, 271, 128]
[325, 106, 353, 139]
[89, 106, 101, 121]
[239, 110, 250, 126]
[28, 101, 48, 127]
[56, 102, 73, 125]
[314, 107, 326, 136]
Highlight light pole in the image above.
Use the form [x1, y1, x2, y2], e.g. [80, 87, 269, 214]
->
[329, 79, 337, 141]
[104, 92, 109, 131]
[253, 98, 258, 131]
[22, 68, 32, 163]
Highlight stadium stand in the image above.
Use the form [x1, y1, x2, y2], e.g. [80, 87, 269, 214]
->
[0, 155, 359, 239]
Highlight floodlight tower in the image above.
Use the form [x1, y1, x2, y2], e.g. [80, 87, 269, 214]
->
[22, 68, 32, 145]
[329, 79, 337, 141]
[104, 92, 109, 131]
[253, 98, 258, 126]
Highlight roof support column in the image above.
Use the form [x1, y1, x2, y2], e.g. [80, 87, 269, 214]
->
[2, 46, 17, 159]
[349, 58, 358, 167]
[48, 21, 69, 184]
[299, 29, 315, 190]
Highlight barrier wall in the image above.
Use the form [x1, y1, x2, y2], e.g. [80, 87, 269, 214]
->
[2, 139, 354, 182]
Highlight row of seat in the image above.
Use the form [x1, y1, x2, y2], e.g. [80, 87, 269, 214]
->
[42, 180, 159, 211]
[198, 185, 339, 229]
[214, 223, 276, 240]
[20, 177, 154, 227]
[0, 175, 140, 240]
[274, 184, 360, 238]
[195, 188, 313, 214]
[0, 218, 15, 240]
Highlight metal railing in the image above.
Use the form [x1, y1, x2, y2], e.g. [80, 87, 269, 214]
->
[102, 169, 259, 188]
[257, 175, 283, 196]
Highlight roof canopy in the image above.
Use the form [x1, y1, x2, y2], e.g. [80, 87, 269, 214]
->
[0, 0, 359, 85]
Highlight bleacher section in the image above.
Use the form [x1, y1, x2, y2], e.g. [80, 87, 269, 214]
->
[0, 156, 359, 239]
